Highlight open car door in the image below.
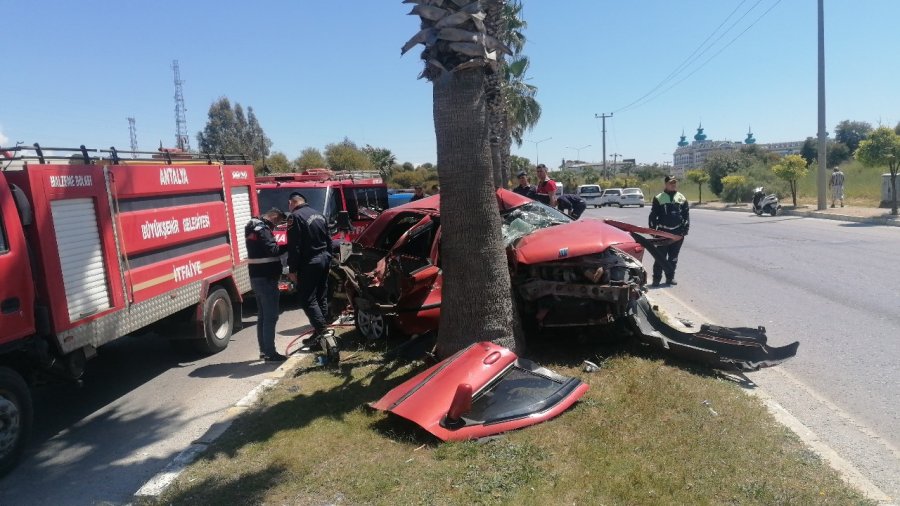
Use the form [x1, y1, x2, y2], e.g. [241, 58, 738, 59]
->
[377, 215, 440, 306]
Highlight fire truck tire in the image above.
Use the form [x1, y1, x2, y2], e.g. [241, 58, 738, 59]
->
[0, 367, 32, 478]
[195, 287, 234, 354]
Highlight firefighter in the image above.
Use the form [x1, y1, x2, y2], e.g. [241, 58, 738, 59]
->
[557, 193, 587, 220]
[648, 175, 689, 286]
[286, 192, 333, 349]
[246, 208, 288, 361]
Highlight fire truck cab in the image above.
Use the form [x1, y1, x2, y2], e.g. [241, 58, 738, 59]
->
[0, 145, 258, 476]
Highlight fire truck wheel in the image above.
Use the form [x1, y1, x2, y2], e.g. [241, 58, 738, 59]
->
[195, 287, 234, 354]
[0, 367, 32, 478]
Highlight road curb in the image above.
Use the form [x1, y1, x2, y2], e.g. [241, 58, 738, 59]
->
[132, 356, 307, 500]
[695, 203, 900, 227]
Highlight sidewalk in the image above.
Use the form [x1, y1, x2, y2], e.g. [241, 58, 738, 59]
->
[694, 201, 900, 227]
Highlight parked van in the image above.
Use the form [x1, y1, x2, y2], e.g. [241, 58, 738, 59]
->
[577, 184, 603, 208]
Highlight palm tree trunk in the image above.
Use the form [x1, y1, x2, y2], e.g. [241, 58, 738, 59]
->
[433, 70, 518, 357]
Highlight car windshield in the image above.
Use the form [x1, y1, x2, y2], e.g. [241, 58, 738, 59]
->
[623, 188, 641, 194]
[580, 186, 601, 194]
[500, 201, 571, 246]
[258, 187, 329, 218]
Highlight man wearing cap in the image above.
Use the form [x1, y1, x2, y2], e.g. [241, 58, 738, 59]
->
[245, 208, 288, 361]
[410, 184, 428, 202]
[829, 166, 845, 208]
[286, 192, 333, 349]
[512, 170, 536, 198]
[648, 175, 690, 286]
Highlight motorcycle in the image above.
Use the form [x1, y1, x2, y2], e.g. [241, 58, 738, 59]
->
[751, 187, 781, 216]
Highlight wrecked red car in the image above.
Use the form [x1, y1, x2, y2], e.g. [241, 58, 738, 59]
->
[339, 188, 678, 340]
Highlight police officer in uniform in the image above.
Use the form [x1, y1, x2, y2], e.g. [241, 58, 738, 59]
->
[512, 171, 536, 198]
[648, 175, 690, 286]
[286, 192, 333, 349]
[246, 208, 288, 361]
[557, 193, 587, 220]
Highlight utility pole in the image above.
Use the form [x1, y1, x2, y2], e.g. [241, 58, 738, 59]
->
[816, 0, 827, 210]
[609, 153, 621, 179]
[172, 60, 190, 152]
[595, 113, 613, 179]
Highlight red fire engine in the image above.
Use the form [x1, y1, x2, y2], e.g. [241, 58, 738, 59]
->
[0, 145, 258, 476]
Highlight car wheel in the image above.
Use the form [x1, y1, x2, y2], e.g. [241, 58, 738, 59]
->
[0, 367, 32, 478]
[618, 203, 623, 208]
[194, 287, 233, 354]
[639, 204, 644, 208]
[356, 308, 388, 340]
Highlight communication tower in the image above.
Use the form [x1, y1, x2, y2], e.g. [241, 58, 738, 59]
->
[127, 117, 138, 157]
[172, 60, 190, 151]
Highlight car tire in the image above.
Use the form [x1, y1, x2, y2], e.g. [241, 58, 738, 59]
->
[618, 203, 623, 208]
[194, 287, 233, 354]
[356, 308, 388, 340]
[0, 367, 32, 478]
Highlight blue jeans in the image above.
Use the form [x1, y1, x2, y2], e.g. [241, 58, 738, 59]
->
[250, 276, 281, 356]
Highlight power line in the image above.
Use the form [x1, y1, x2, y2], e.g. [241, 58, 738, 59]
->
[614, 0, 781, 115]
[614, 0, 752, 114]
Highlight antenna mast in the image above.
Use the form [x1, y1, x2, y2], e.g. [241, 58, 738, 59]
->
[172, 59, 190, 151]
[127, 117, 138, 157]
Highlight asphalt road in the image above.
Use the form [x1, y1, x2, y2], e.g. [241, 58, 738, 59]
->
[584, 204, 900, 499]
[0, 298, 312, 505]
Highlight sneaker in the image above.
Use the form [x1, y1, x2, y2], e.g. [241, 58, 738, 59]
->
[666, 279, 678, 286]
[264, 353, 287, 362]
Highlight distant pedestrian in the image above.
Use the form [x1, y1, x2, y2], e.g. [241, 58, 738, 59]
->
[287, 192, 333, 350]
[246, 208, 288, 362]
[512, 170, 536, 198]
[648, 175, 690, 287]
[829, 167, 845, 208]
[534, 164, 558, 207]
[410, 184, 428, 202]
[557, 194, 587, 220]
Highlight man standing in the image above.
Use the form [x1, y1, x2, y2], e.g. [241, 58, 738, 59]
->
[512, 170, 536, 198]
[410, 184, 428, 202]
[829, 166, 845, 208]
[648, 175, 689, 286]
[286, 192, 333, 349]
[534, 164, 558, 207]
[557, 194, 587, 220]
[245, 208, 288, 361]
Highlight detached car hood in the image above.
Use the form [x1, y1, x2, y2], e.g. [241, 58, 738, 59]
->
[512, 219, 638, 264]
[370, 342, 588, 441]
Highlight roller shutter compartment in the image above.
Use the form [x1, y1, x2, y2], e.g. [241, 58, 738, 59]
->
[231, 186, 252, 260]
[50, 198, 111, 321]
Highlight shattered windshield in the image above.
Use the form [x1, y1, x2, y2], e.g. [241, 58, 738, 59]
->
[501, 201, 571, 246]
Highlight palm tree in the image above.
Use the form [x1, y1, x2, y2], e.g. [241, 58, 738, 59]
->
[502, 54, 541, 177]
[402, 0, 521, 357]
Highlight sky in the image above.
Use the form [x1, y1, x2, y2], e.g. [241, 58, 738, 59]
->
[2, 1, 899, 168]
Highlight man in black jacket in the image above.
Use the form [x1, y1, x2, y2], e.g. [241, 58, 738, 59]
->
[286, 192, 333, 348]
[557, 194, 587, 220]
[246, 208, 288, 361]
[648, 175, 690, 286]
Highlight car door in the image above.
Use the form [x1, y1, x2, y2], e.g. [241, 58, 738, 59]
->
[381, 215, 439, 305]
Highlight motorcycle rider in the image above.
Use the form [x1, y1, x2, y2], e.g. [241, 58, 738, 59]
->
[648, 175, 689, 286]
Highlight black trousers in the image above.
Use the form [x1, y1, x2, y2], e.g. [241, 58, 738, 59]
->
[652, 239, 684, 281]
[296, 253, 331, 333]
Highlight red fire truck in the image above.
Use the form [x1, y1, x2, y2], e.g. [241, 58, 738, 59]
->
[0, 145, 258, 475]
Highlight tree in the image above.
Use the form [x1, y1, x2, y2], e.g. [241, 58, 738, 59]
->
[720, 174, 750, 204]
[294, 147, 327, 170]
[895, 121, 900, 136]
[196, 97, 271, 164]
[363, 145, 397, 180]
[324, 138, 372, 172]
[827, 141, 851, 167]
[800, 137, 817, 167]
[771, 154, 809, 207]
[403, 0, 519, 357]
[834, 120, 872, 154]
[685, 169, 710, 204]
[703, 151, 746, 195]
[856, 126, 900, 215]
[260, 151, 292, 175]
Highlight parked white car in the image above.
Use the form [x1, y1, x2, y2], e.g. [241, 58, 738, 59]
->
[577, 184, 603, 208]
[618, 187, 645, 207]
[599, 188, 622, 206]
